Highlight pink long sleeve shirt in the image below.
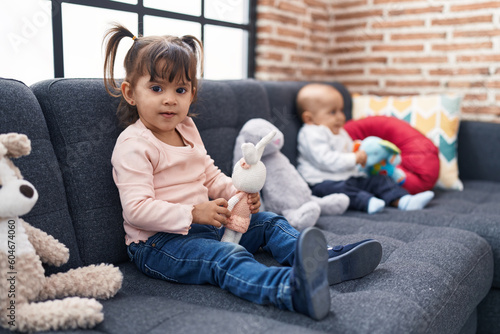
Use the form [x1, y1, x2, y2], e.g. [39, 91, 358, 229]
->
[111, 117, 236, 245]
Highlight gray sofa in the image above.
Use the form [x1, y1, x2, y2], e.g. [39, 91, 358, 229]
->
[0, 77, 498, 333]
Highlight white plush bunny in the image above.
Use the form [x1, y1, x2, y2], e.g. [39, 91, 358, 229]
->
[221, 130, 277, 244]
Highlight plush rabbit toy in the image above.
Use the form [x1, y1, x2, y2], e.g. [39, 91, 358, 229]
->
[221, 130, 277, 244]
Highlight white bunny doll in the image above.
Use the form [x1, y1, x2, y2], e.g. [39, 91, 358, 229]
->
[221, 130, 277, 244]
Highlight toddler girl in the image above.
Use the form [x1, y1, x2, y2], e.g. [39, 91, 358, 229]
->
[104, 24, 381, 321]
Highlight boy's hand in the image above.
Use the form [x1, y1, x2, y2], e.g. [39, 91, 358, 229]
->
[192, 198, 231, 228]
[356, 149, 367, 167]
[248, 193, 261, 214]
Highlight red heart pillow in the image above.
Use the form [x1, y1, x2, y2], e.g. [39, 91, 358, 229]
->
[344, 116, 439, 194]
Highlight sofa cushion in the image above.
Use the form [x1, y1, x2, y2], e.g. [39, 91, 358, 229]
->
[316, 217, 492, 334]
[99, 216, 492, 334]
[31, 78, 127, 266]
[457, 120, 500, 183]
[344, 116, 440, 194]
[343, 180, 500, 288]
[0, 78, 82, 272]
[478, 287, 500, 333]
[193, 79, 272, 176]
[98, 292, 326, 334]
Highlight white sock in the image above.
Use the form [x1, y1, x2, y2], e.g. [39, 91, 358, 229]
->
[398, 191, 435, 211]
[368, 197, 385, 214]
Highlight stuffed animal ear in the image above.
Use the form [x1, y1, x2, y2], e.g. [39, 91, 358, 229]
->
[380, 140, 401, 154]
[241, 143, 259, 165]
[0, 133, 31, 158]
[255, 130, 277, 159]
[240, 130, 276, 165]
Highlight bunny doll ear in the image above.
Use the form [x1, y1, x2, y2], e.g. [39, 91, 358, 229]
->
[255, 130, 277, 157]
[241, 130, 277, 165]
[241, 143, 259, 165]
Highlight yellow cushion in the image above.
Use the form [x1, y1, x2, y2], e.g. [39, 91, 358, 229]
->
[352, 94, 463, 191]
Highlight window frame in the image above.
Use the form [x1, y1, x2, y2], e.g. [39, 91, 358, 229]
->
[50, 0, 256, 79]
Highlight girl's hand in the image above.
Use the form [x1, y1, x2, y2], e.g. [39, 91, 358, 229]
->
[192, 198, 231, 228]
[248, 193, 261, 214]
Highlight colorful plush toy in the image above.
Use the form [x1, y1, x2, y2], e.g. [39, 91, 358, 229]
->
[0, 133, 123, 333]
[233, 119, 349, 231]
[355, 136, 407, 185]
[221, 129, 277, 244]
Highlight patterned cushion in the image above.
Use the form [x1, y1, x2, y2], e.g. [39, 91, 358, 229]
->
[352, 94, 463, 190]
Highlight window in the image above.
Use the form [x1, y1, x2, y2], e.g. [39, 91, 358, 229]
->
[1, 0, 256, 85]
[2, 0, 54, 85]
[204, 25, 248, 80]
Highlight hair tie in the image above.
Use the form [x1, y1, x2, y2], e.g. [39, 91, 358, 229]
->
[132, 35, 137, 41]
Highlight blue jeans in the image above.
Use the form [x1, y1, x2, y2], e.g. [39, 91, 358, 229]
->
[127, 212, 300, 311]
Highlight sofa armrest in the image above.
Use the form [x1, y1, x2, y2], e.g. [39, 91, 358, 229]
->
[457, 120, 500, 182]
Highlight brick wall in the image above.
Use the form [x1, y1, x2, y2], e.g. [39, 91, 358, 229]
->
[255, 0, 500, 123]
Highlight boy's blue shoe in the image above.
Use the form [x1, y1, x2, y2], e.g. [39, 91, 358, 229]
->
[327, 239, 382, 285]
[291, 227, 330, 320]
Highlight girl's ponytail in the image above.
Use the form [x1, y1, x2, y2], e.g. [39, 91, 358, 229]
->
[181, 35, 204, 77]
[103, 24, 136, 97]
